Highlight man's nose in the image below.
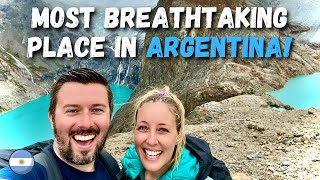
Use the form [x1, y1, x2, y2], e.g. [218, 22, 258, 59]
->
[78, 111, 93, 128]
[146, 132, 158, 145]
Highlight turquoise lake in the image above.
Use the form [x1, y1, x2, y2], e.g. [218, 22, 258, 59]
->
[0, 84, 133, 149]
[268, 72, 320, 109]
[1, 72, 319, 149]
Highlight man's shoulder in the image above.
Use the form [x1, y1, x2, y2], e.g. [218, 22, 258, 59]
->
[0, 162, 48, 180]
[97, 150, 121, 180]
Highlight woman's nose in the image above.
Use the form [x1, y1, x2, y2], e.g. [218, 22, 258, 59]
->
[146, 132, 158, 145]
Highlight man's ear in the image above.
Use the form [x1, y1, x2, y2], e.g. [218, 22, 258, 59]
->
[48, 113, 54, 129]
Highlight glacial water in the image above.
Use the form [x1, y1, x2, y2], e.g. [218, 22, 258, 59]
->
[268, 72, 320, 110]
[0, 84, 133, 149]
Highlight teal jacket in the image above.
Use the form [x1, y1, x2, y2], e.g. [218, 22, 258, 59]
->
[121, 144, 199, 180]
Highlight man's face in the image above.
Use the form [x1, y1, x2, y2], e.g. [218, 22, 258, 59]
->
[49, 82, 110, 165]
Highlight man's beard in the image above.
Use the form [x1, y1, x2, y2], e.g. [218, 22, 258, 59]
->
[52, 120, 108, 165]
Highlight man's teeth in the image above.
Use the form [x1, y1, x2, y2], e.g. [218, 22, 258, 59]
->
[74, 135, 95, 141]
[145, 150, 162, 157]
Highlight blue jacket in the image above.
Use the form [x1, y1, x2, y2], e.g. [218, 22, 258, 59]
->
[122, 145, 199, 180]
[121, 135, 231, 180]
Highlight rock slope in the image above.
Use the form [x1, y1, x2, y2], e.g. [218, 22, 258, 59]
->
[105, 95, 320, 179]
[109, 0, 320, 135]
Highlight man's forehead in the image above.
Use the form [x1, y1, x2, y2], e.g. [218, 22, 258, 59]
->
[59, 81, 106, 88]
[62, 104, 107, 108]
[56, 82, 109, 104]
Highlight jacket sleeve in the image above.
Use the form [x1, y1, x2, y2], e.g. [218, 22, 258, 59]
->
[210, 157, 232, 180]
[186, 135, 232, 180]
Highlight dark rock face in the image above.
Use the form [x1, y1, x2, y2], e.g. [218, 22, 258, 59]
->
[0, 0, 144, 112]
[109, 0, 320, 135]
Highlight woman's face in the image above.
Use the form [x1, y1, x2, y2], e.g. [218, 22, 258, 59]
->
[134, 101, 179, 176]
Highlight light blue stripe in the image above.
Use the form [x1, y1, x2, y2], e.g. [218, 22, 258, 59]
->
[11, 165, 33, 174]
[12, 150, 33, 158]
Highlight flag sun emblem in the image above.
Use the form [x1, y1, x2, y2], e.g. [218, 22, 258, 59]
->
[9, 150, 34, 175]
[19, 159, 25, 165]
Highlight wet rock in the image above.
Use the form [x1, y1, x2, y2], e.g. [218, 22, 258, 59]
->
[311, 53, 319, 59]
[186, 101, 224, 124]
[281, 161, 292, 166]
[311, 158, 320, 162]
[226, 142, 237, 148]
[293, 132, 304, 137]
[246, 155, 254, 160]
[247, 123, 266, 132]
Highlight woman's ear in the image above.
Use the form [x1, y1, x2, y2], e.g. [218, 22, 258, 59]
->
[176, 130, 183, 145]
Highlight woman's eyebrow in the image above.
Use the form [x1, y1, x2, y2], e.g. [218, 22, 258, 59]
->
[158, 123, 168, 126]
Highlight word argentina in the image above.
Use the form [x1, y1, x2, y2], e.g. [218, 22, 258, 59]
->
[146, 36, 292, 58]
[28, 6, 289, 58]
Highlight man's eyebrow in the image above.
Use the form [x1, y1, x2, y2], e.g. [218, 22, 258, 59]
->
[91, 104, 107, 108]
[63, 104, 80, 108]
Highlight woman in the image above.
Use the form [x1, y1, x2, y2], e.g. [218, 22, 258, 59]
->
[121, 86, 231, 180]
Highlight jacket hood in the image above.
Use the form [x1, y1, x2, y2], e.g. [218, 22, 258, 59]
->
[186, 135, 232, 180]
[186, 135, 213, 179]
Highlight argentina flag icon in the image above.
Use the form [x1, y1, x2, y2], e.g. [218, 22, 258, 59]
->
[9, 150, 34, 175]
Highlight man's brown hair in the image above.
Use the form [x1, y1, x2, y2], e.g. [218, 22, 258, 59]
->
[48, 68, 113, 118]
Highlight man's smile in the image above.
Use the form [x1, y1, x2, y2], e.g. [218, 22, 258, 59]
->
[73, 134, 96, 147]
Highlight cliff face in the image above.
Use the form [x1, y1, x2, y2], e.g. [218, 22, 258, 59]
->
[0, 50, 43, 113]
[109, 0, 320, 134]
[0, 0, 143, 113]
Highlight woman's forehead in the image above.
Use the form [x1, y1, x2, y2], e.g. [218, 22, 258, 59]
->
[136, 102, 177, 125]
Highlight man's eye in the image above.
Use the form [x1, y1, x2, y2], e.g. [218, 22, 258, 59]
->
[66, 109, 78, 113]
[92, 108, 104, 113]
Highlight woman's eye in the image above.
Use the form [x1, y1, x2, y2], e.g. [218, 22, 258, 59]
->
[158, 128, 169, 133]
[137, 126, 148, 132]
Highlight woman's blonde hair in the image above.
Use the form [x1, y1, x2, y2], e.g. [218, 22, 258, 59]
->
[134, 86, 186, 168]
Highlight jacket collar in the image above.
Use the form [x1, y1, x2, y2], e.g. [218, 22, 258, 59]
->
[121, 144, 199, 180]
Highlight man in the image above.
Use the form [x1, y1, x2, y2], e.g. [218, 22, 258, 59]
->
[0, 68, 119, 179]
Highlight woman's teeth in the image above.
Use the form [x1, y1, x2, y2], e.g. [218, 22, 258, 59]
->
[145, 149, 162, 159]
